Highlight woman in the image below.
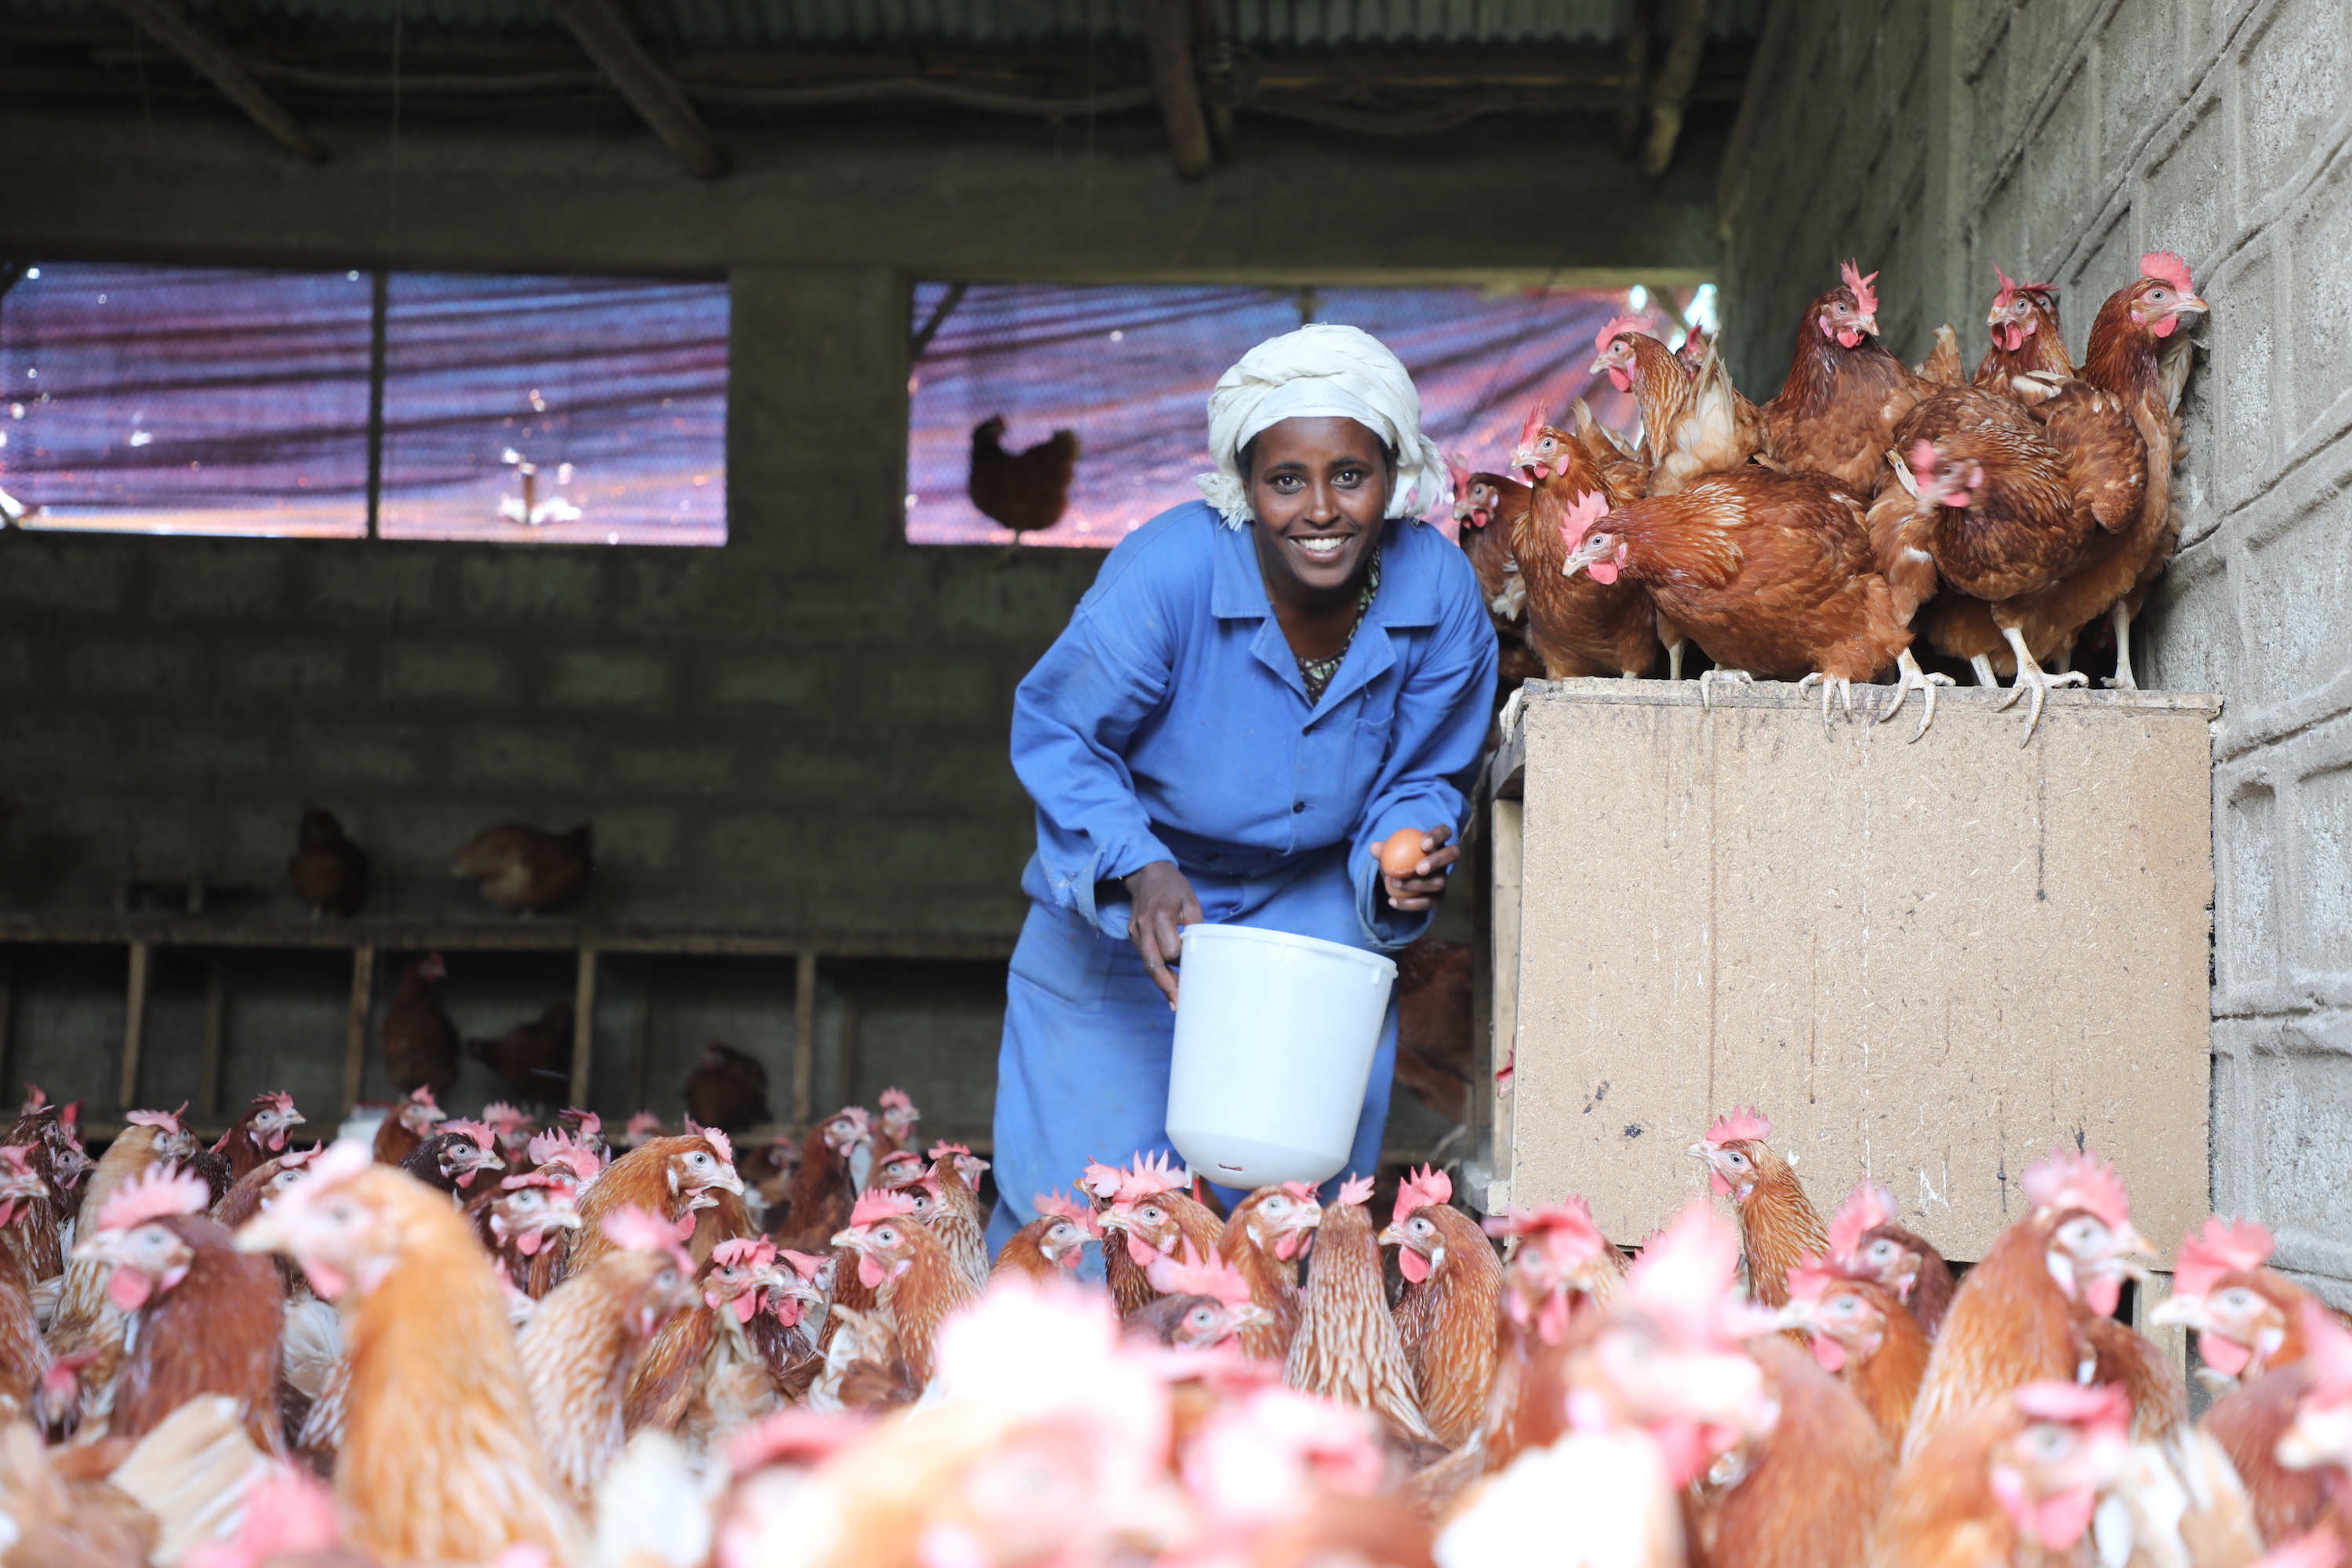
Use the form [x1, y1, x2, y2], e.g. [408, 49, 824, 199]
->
[985, 324, 1497, 1251]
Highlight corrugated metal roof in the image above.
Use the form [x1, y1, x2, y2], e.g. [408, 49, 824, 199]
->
[5, 0, 1766, 49]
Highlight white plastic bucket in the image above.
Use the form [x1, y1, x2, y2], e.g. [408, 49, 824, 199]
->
[1164, 923, 1397, 1189]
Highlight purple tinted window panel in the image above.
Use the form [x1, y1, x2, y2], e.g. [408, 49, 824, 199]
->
[377, 274, 727, 546]
[0, 264, 372, 537]
[904, 282, 1647, 548]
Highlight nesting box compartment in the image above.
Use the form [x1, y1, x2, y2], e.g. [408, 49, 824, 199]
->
[1468, 679, 2221, 1265]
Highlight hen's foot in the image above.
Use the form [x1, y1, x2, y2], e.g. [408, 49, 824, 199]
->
[1875, 650, 1955, 742]
[1969, 655, 2001, 688]
[1992, 626, 2088, 745]
[1697, 668, 1753, 710]
[1795, 672, 1857, 733]
[1666, 639, 1686, 683]
[2100, 601, 2140, 689]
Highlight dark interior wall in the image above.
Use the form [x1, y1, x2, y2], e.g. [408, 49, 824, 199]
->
[1716, 0, 2352, 1300]
[0, 103, 1726, 1129]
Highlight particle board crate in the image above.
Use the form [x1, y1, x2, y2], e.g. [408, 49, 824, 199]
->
[1467, 678, 2222, 1272]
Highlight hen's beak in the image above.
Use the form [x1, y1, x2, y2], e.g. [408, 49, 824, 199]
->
[542, 1210, 584, 1232]
[1586, 354, 1612, 376]
[827, 1228, 862, 1251]
[2146, 1294, 2206, 1331]
[1376, 1221, 1403, 1247]
[234, 1214, 290, 1255]
[1561, 533, 1613, 580]
[1855, 312, 1882, 338]
[704, 1167, 746, 1196]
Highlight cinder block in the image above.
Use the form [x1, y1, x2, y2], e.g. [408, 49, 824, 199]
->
[0, 710, 128, 779]
[0, 538, 127, 613]
[310, 550, 441, 619]
[2025, 67, 2096, 263]
[279, 721, 432, 786]
[2235, 1044, 2352, 1246]
[2211, 244, 2280, 504]
[710, 655, 818, 708]
[2141, 535, 2234, 695]
[2237, 0, 2350, 198]
[2299, 756, 2352, 975]
[146, 726, 274, 781]
[544, 648, 671, 708]
[2239, 479, 2352, 710]
[227, 641, 350, 697]
[2220, 779, 2281, 989]
[886, 662, 999, 719]
[2288, 164, 2352, 437]
[147, 546, 283, 620]
[2143, 100, 2230, 281]
[2098, 0, 2175, 162]
[1972, 165, 2027, 296]
[455, 552, 606, 621]
[602, 742, 739, 793]
[586, 807, 681, 873]
[446, 722, 588, 786]
[67, 635, 192, 697]
[380, 641, 517, 706]
[2067, 209, 2140, 358]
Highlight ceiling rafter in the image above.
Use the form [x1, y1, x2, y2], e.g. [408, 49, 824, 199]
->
[544, 0, 726, 178]
[110, 0, 325, 160]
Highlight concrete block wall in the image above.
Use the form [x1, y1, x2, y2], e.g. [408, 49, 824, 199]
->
[1719, 0, 2352, 1298]
[0, 105, 1722, 1131]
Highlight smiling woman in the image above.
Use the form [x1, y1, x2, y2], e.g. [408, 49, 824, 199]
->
[985, 324, 1498, 1255]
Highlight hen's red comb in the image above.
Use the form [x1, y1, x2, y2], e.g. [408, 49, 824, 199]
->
[1113, 1151, 1184, 1206]
[779, 1247, 831, 1282]
[1783, 1254, 1846, 1308]
[0, 1145, 33, 1178]
[2020, 1148, 2133, 1230]
[1838, 260, 1880, 318]
[879, 1087, 915, 1115]
[1559, 489, 1609, 550]
[480, 1102, 524, 1128]
[1594, 314, 1655, 356]
[2172, 1215, 2274, 1300]
[604, 1204, 695, 1272]
[927, 1140, 974, 1161]
[1033, 1189, 1101, 1234]
[712, 1236, 778, 1270]
[2140, 252, 2194, 295]
[1393, 1163, 1452, 1225]
[1079, 1160, 1125, 1200]
[1145, 1237, 1253, 1312]
[685, 1120, 733, 1167]
[1446, 452, 1472, 492]
[626, 1110, 662, 1137]
[1483, 1196, 1603, 1248]
[848, 1188, 918, 1229]
[1336, 1174, 1375, 1208]
[1704, 1107, 1773, 1145]
[2012, 1379, 2131, 1436]
[441, 1119, 496, 1151]
[1279, 1181, 1319, 1204]
[1827, 1181, 1900, 1263]
[1517, 403, 1549, 449]
[125, 1102, 189, 1133]
[256, 1091, 298, 1115]
[95, 1166, 208, 1232]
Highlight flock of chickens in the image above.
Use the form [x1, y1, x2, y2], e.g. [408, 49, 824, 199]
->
[0, 1078, 2343, 1568]
[290, 811, 593, 920]
[1453, 254, 2206, 742]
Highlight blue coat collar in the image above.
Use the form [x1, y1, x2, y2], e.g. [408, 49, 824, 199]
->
[1208, 516, 1439, 717]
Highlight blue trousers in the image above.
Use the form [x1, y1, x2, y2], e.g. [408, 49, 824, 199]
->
[985, 844, 1400, 1256]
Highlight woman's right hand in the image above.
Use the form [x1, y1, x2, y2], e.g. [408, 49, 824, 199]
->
[1125, 860, 1202, 1009]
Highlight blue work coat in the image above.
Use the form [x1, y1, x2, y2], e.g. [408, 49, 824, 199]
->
[986, 500, 1497, 1252]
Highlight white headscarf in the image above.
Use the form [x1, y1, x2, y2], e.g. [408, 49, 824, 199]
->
[1195, 323, 1448, 529]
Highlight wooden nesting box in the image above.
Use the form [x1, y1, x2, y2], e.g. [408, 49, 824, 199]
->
[1468, 678, 2221, 1265]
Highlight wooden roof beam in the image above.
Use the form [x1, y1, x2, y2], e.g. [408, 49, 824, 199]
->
[545, 0, 726, 179]
[111, 0, 325, 160]
[1641, 0, 1710, 176]
[1139, 0, 1211, 180]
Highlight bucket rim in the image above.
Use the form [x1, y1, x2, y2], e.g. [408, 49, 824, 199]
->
[1178, 921, 1398, 978]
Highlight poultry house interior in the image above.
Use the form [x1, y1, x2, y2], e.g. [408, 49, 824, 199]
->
[2, 0, 2350, 1563]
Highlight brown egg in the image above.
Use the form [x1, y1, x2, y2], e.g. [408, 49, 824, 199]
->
[1377, 828, 1429, 879]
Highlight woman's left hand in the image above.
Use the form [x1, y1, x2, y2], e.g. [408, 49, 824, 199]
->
[1381, 823, 1459, 911]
